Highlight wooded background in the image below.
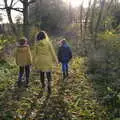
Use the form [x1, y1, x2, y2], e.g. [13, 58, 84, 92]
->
[0, 0, 120, 119]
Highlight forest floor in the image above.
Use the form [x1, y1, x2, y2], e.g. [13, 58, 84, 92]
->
[0, 57, 109, 120]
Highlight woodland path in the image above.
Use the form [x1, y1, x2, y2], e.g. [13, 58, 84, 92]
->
[0, 57, 108, 120]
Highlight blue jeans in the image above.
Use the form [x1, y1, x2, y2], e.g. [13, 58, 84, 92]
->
[62, 63, 68, 73]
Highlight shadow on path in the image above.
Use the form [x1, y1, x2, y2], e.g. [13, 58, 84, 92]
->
[34, 78, 72, 120]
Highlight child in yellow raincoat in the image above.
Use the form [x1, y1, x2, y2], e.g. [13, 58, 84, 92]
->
[15, 37, 32, 87]
[34, 31, 58, 94]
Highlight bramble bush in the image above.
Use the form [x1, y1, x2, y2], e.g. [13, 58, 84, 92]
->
[87, 30, 120, 119]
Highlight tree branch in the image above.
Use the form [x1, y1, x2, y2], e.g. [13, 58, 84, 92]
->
[12, 0, 20, 7]
[10, 0, 14, 7]
[84, 0, 92, 32]
[3, 0, 18, 36]
[0, 7, 6, 10]
[11, 7, 23, 12]
[0, 7, 23, 12]
[28, 0, 36, 5]
[107, 0, 114, 10]
[19, 0, 23, 3]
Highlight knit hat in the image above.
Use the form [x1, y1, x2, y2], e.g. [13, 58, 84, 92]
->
[18, 37, 27, 45]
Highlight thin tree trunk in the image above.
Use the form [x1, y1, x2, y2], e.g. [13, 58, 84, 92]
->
[83, 0, 92, 55]
[94, 0, 106, 43]
[102, 0, 114, 30]
[84, 0, 92, 33]
[68, 1, 72, 23]
[23, 0, 29, 39]
[80, 4, 83, 41]
[77, 2, 83, 50]
[4, 0, 18, 36]
[107, 0, 114, 10]
[90, 0, 97, 35]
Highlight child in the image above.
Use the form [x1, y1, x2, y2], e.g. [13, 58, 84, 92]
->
[15, 37, 32, 87]
[34, 31, 58, 94]
[57, 39, 72, 79]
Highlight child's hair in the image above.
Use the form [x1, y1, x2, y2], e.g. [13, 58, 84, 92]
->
[37, 31, 46, 41]
[19, 37, 27, 46]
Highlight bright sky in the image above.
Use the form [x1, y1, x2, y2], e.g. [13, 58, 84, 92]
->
[63, 0, 94, 8]
[0, 0, 93, 23]
[1, 0, 117, 23]
[0, 0, 22, 23]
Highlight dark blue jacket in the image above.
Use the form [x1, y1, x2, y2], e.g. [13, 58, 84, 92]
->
[58, 43, 72, 63]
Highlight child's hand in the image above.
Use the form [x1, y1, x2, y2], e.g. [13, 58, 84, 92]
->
[29, 64, 32, 71]
[56, 59, 59, 65]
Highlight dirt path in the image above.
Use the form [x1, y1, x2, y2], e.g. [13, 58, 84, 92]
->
[0, 57, 109, 120]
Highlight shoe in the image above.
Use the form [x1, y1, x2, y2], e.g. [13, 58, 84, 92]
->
[24, 79, 29, 87]
[24, 82, 29, 88]
[41, 80, 45, 89]
[17, 81, 21, 88]
[63, 72, 66, 80]
[41, 83, 45, 89]
[48, 87, 51, 95]
[66, 70, 69, 77]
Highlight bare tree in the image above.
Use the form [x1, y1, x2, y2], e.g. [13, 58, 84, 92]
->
[89, 0, 97, 35]
[84, 0, 92, 33]
[0, 13, 3, 23]
[107, 0, 114, 10]
[94, 0, 106, 44]
[0, 0, 35, 39]
[80, 2, 83, 41]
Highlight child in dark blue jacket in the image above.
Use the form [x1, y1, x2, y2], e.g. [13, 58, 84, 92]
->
[58, 39, 72, 79]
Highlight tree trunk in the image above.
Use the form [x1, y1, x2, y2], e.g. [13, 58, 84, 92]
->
[84, 0, 92, 32]
[23, 0, 29, 39]
[80, 4, 83, 41]
[68, 1, 72, 23]
[4, 0, 18, 36]
[89, 0, 97, 35]
[94, 0, 106, 44]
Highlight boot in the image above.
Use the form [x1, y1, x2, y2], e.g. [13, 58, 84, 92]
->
[17, 75, 22, 87]
[41, 79, 45, 89]
[48, 83, 51, 95]
[25, 78, 29, 87]
[17, 80, 21, 88]
[63, 72, 66, 80]
[66, 69, 69, 77]
[46, 72, 52, 95]
[40, 72, 45, 89]
[25, 65, 30, 87]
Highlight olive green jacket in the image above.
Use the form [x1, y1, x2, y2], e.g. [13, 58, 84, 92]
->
[15, 45, 32, 66]
[33, 39, 57, 71]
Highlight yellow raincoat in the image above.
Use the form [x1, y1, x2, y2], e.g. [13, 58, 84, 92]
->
[15, 45, 32, 66]
[33, 39, 57, 71]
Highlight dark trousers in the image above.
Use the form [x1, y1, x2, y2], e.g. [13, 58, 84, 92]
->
[40, 71, 52, 94]
[18, 65, 30, 84]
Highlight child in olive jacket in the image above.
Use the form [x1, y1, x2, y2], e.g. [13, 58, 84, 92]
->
[15, 37, 32, 87]
[58, 39, 72, 79]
